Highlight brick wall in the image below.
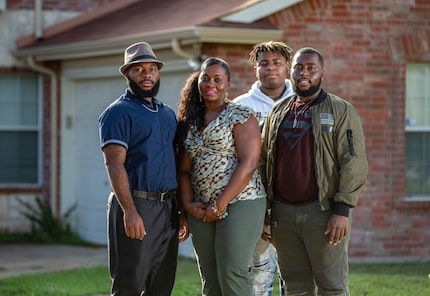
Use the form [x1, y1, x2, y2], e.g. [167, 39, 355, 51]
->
[201, 43, 256, 99]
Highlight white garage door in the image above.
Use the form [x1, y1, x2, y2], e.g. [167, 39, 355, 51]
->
[69, 71, 191, 246]
[73, 77, 125, 244]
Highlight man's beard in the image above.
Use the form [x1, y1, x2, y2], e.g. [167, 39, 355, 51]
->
[293, 78, 321, 97]
[127, 79, 160, 98]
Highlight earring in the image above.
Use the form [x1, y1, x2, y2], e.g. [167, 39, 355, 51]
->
[224, 92, 229, 103]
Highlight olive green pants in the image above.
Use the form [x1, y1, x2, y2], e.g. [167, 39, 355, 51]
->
[189, 197, 266, 296]
[271, 200, 352, 296]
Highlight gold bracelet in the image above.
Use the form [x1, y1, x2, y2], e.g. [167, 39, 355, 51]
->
[211, 200, 228, 219]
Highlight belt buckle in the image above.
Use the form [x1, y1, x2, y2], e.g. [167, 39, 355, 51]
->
[160, 191, 169, 202]
[160, 190, 174, 202]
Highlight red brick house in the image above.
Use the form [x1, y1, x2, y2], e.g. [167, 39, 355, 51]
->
[2, 0, 429, 260]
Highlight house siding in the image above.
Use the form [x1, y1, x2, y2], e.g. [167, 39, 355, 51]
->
[0, 0, 113, 231]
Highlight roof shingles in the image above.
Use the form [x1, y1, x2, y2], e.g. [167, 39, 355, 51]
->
[19, 0, 273, 49]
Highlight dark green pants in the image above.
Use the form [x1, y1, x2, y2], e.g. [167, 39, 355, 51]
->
[271, 200, 351, 296]
[189, 198, 266, 296]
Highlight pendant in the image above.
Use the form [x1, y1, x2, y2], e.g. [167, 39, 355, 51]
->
[293, 118, 297, 128]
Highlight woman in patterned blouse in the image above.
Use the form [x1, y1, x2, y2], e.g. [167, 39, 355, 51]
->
[176, 57, 267, 296]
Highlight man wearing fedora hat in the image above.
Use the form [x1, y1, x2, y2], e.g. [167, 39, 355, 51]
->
[99, 41, 188, 296]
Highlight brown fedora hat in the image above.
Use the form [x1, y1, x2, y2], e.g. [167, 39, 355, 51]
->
[119, 42, 165, 74]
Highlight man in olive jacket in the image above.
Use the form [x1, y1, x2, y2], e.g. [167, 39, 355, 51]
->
[259, 47, 368, 296]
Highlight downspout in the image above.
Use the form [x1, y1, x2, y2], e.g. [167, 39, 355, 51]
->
[171, 38, 201, 70]
[34, 0, 43, 40]
[27, 56, 59, 219]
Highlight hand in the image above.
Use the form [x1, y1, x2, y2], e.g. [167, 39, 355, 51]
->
[123, 211, 146, 240]
[178, 213, 189, 242]
[324, 214, 348, 245]
[261, 214, 272, 242]
[202, 206, 222, 223]
[261, 229, 272, 242]
[184, 201, 207, 220]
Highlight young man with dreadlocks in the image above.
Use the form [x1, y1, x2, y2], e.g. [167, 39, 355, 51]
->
[234, 41, 294, 296]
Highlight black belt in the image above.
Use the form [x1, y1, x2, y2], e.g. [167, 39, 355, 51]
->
[132, 189, 175, 202]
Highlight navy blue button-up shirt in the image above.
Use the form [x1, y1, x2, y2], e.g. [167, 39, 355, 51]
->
[99, 89, 177, 192]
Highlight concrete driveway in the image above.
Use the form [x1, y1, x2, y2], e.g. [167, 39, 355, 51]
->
[0, 243, 107, 279]
[0, 240, 194, 279]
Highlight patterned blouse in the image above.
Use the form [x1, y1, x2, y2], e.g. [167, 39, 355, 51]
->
[183, 102, 266, 204]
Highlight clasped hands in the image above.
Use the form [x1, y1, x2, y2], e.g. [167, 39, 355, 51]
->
[184, 201, 223, 223]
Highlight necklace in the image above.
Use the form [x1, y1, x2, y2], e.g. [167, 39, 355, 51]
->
[141, 101, 158, 113]
[292, 98, 313, 128]
[142, 104, 158, 112]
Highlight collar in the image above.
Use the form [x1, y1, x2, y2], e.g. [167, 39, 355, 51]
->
[312, 89, 327, 105]
[292, 89, 327, 106]
[286, 89, 327, 110]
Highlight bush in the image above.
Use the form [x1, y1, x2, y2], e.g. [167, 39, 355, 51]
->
[16, 196, 81, 244]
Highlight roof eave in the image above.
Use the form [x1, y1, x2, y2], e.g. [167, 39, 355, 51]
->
[14, 26, 282, 62]
[196, 26, 282, 44]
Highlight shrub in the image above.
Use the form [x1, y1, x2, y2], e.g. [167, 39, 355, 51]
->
[17, 196, 78, 243]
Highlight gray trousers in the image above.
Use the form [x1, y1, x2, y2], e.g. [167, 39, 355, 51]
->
[189, 197, 266, 296]
[107, 193, 179, 296]
[271, 200, 351, 296]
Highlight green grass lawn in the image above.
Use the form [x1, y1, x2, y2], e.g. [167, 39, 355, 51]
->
[0, 257, 429, 296]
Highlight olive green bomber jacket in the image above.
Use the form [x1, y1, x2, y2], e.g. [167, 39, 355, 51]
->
[259, 91, 368, 212]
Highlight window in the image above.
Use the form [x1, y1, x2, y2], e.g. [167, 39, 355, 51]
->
[405, 63, 430, 197]
[0, 74, 41, 185]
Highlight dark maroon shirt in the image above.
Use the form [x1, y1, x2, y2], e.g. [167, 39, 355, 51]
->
[274, 98, 319, 205]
